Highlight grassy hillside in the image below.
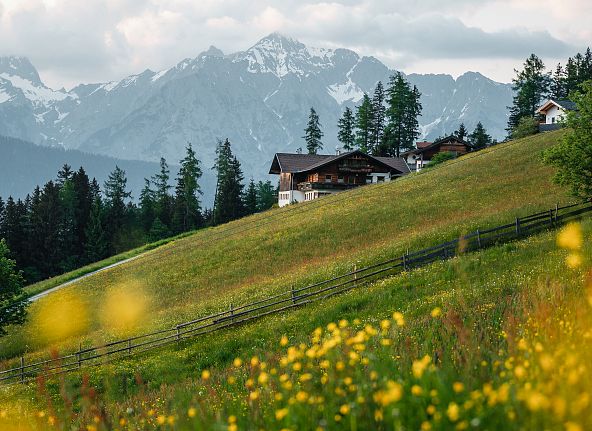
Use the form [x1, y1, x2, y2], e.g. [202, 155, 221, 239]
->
[0, 131, 570, 363]
[2, 207, 591, 430]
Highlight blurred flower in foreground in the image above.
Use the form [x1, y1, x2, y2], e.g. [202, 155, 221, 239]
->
[28, 290, 89, 343]
[557, 222, 582, 251]
[100, 281, 149, 335]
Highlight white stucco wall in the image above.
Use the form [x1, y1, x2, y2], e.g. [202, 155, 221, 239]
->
[545, 105, 565, 124]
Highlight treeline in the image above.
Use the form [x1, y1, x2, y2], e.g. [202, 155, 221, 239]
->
[303, 72, 422, 157]
[0, 139, 275, 283]
[507, 47, 592, 137]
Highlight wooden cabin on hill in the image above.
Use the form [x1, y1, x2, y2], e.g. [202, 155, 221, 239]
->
[269, 150, 410, 207]
[402, 135, 473, 172]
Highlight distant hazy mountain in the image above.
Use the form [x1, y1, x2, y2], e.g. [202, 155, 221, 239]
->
[0, 33, 513, 192]
[0, 135, 218, 204]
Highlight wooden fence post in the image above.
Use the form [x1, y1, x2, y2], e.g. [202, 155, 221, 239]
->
[353, 264, 357, 288]
[229, 303, 234, 324]
[128, 339, 132, 355]
[549, 209, 554, 226]
[515, 217, 521, 235]
[77, 342, 82, 368]
[476, 228, 482, 249]
[176, 325, 181, 342]
[291, 285, 296, 304]
[20, 356, 25, 384]
[402, 253, 407, 271]
[555, 203, 559, 223]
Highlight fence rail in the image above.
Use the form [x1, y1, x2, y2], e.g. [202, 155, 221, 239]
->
[1, 201, 591, 386]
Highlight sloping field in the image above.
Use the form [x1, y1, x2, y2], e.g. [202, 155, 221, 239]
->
[0, 131, 569, 364]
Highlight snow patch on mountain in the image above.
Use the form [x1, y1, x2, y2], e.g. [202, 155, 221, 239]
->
[0, 73, 71, 105]
[328, 78, 364, 104]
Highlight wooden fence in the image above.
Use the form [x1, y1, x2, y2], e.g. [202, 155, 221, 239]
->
[1, 201, 591, 386]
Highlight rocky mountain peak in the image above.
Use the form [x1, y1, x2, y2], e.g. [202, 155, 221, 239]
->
[0, 56, 42, 85]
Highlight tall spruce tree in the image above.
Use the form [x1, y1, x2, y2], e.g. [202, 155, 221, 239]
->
[139, 178, 156, 232]
[370, 81, 386, 154]
[455, 123, 468, 141]
[303, 108, 323, 154]
[152, 157, 172, 228]
[551, 63, 568, 100]
[355, 94, 373, 153]
[383, 72, 422, 157]
[172, 143, 203, 233]
[244, 179, 258, 215]
[0, 239, 28, 336]
[84, 200, 108, 262]
[256, 181, 276, 212]
[507, 54, 550, 134]
[469, 122, 492, 149]
[337, 107, 356, 151]
[103, 166, 132, 250]
[212, 139, 245, 225]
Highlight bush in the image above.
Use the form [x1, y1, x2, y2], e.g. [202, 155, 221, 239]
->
[425, 151, 456, 169]
[511, 116, 539, 139]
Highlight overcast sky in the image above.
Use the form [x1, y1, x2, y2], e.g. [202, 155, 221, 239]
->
[0, 0, 590, 89]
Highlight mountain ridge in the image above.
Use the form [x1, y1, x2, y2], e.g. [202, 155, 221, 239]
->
[0, 33, 513, 195]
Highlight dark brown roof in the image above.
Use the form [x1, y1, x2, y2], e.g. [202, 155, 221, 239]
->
[401, 135, 472, 157]
[269, 150, 410, 175]
[416, 141, 432, 149]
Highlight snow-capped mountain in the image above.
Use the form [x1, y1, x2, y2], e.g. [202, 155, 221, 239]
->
[0, 33, 513, 197]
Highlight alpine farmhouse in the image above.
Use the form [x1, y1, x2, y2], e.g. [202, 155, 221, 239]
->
[269, 150, 410, 207]
[402, 135, 473, 172]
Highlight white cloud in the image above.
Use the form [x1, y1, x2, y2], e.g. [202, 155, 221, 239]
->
[0, 0, 588, 87]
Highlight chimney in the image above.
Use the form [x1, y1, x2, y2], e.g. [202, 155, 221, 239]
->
[336, 146, 341, 155]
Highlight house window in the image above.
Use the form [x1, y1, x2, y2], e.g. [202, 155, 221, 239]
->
[551, 116, 556, 124]
[348, 176, 355, 184]
[325, 175, 332, 183]
[338, 175, 344, 183]
[376, 176, 385, 183]
[366, 175, 373, 184]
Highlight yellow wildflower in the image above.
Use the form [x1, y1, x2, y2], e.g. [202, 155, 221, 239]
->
[565, 422, 583, 431]
[557, 222, 582, 250]
[233, 358, 242, 367]
[339, 404, 350, 415]
[421, 421, 432, 431]
[249, 390, 260, 401]
[411, 385, 423, 396]
[453, 382, 465, 393]
[412, 355, 432, 378]
[446, 402, 460, 422]
[187, 407, 196, 418]
[280, 335, 289, 346]
[430, 307, 442, 318]
[393, 312, 405, 326]
[566, 253, 583, 269]
[275, 408, 289, 420]
[258, 372, 269, 385]
[201, 369, 210, 380]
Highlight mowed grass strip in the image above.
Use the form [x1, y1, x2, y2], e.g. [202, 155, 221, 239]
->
[0, 131, 569, 362]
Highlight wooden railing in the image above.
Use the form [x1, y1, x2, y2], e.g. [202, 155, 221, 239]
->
[1, 201, 590, 386]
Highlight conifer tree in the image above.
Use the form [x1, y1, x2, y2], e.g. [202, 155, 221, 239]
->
[337, 107, 356, 151]
[0, 239, 28, 336]
[212, 139, 245, 225]
[355, 94, 373, 153]
[468, 122, 492, 149]
[455, 123, 468, 141]
[72, 168, 92, 262]
[244, 179, 258, 215]
[551, 63, 568, 100]
[152, 157, 172, 228]
[383, 72, 422, 157]
[103, 166, 132, 250]
[56, 164, 73, 186]
[303, 108, 323, 154]
[370, 81, 386, 154]
[139, 178, 156, 232]
[256, 181, 276, 212]
[507, 54, 550, 134]
[84, 200, 108, 262]
[172, 143, 203, 233]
